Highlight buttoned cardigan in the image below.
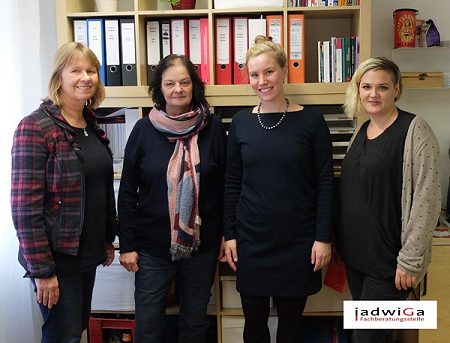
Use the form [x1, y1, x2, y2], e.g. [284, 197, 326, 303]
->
[349, 111, 441, 285]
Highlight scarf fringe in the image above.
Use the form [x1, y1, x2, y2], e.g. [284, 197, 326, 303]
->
[170, 241, 201, 261]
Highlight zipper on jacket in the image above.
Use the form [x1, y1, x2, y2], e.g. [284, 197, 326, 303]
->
[43, 107, 86, 237]
[79, 160, 85, 236]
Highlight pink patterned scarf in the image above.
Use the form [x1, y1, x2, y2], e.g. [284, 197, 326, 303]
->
[149, 104, 210, 260]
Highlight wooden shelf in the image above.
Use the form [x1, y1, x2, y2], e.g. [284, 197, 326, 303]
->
[56, 1, 372, 342]
[391, 47, 450, 74]
[100, 83, 351, 108]
[67, 11, 136, 17]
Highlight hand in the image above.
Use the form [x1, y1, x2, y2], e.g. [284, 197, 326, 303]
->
[103, 243, 115, 266]
[218, 237, 227, 262]
[119, 251, 139, 272]
[35, 275, 59, 309]
[395, 268, 416, 291]
[311, 241, 331, 272]
[224, 239, 238, 272]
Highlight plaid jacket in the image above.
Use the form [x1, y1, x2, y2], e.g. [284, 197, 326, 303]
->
[11, 100, 118, 278]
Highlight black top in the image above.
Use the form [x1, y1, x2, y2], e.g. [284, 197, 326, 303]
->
[223, 107, 334, 296]
[339, 110, 415, 278]
[118, 115, 226, 258]
[54, 125, 113, 274]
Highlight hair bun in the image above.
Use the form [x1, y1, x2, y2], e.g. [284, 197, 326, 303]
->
[254, 35, 273, 45]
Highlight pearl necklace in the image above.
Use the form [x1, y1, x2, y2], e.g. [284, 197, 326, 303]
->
[257, 98, 289, 130]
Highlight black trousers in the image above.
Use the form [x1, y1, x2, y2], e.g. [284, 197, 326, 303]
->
[240, 294, 307, 343]
[346, 264, 411, 343]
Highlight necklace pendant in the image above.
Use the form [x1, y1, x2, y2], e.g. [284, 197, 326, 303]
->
[83, 128, 89, 136]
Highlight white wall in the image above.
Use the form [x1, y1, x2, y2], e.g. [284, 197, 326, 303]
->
[0, 1, 56, 342]
[0, 2, 448, 342]
[371, 0, 450, 210]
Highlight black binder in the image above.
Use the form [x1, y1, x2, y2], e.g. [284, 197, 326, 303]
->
[120, 18, 137, 86]
[105, 19, 122, 86]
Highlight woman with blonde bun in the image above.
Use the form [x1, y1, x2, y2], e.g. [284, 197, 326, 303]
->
[223, 36, 333, 342]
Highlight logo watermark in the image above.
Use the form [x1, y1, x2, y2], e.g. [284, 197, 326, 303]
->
[343, 301, 437, 329]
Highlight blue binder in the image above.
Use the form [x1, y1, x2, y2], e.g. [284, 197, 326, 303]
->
[87, 18, 106, 85]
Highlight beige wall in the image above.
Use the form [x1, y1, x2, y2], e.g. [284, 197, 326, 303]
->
[371, 0, 450, 210]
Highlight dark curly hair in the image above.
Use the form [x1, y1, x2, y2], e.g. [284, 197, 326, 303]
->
[148, 54, 208, 109]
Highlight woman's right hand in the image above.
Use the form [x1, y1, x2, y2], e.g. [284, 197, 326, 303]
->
[224, 239, 238, 272]
[119, 251, 139, 272]
[35, 275, 59, 309]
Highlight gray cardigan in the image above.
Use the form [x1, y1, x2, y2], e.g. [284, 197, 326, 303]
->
[349, 113, 441, 285]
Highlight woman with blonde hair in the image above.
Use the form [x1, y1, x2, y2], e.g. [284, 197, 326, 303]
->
[338, 56, 441, 343]
[223, 36, 333, 342]
[11, 42, 117, 342]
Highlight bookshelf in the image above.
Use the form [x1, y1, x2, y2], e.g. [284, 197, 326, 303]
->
[55, 0, 372, 108]
[391, 47, 450, 89]
[55, 1, 372, 342]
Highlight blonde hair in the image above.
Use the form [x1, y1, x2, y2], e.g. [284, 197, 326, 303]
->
[246, 35, 287, 69]
[47, 42, 105, 109]
[343, 56, 403, 118]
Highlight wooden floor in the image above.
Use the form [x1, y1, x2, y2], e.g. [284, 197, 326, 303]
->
[419, 238, 450, 342]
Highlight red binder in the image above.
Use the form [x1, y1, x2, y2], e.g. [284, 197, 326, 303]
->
[215, 17, 232, 85]
[233, 17, 249, 84]
[288, 14, 305, 83]
[200, 18, 210, 85]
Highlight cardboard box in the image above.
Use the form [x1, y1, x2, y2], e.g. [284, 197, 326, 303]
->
[221, 276, 241, 308]
[402, 72, 443, 88]
[304, 281, 352, 313]
[214, 0, 282, 9]
[91, 250, 135, 311]
[221, 276, 272, 309]
[221, 273, 352, 312]
[304, 264, 352, 313]
[221, 316, 277, 343]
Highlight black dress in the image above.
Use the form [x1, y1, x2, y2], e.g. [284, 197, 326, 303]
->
[223, 107, 333, 297]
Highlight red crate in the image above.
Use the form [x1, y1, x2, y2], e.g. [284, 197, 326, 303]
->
[89, 316, 135, 343]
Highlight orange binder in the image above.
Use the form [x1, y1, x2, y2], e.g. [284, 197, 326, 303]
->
[200, 18, 210, 85]
[266, 15, 283, 48]
[171, 18, 189, 57]
[233, 17, 249, 84]
[215, 17, 232, 85]
[288, 14, 305, 83]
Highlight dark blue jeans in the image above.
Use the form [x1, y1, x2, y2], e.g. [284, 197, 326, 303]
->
[134, 248, 217, 343]
[346, 264, 411, 343]
[32, 270, 96, 343]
